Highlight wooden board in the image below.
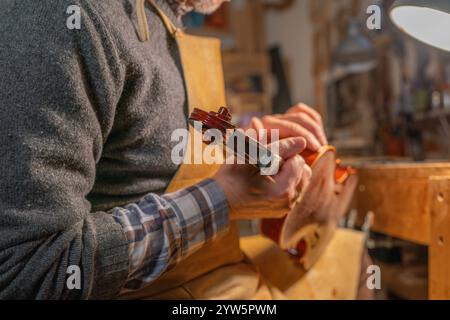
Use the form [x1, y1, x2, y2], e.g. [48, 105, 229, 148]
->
[240, 229, 365, 300]
[354, 163, 450, 245]
[429, 177, 450, 299]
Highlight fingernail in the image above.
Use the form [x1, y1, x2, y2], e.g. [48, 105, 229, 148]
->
[294, 138, 306, 150]
[310, 143, 319, 151]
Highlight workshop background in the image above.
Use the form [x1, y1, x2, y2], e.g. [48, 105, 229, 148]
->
[183, 0, 450, 300]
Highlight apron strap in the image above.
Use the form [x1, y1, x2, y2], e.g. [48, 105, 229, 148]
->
[136, 0, 182, 42]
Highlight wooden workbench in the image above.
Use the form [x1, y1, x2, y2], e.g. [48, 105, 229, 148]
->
[354, 162, 450, 299]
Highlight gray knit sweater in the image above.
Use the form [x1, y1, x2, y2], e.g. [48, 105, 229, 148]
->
[0, 0, 188, 299]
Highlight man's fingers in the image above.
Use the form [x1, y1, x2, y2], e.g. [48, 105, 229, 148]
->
[272, 137, 307, 160]
[250, 117, 268, 142]
[250, 117, 264, 132]
[298, 163, 312, 192]
[272, 155, 305, 197]
[287, 103, 323, 126]
[261, 116, 321, 151]
[275, 113, 328, 145]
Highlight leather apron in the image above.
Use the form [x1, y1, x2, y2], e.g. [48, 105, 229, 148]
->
[121, 0, 366, 300]
[120, 0, 244, 299]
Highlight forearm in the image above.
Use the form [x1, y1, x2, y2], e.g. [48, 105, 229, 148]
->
[113, 179, 230, 292]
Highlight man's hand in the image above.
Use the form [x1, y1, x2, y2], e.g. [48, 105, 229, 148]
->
[252, 103, 328, 151]
[213, 137, 312, 220]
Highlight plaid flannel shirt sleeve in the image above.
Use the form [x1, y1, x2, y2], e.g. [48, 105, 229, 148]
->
[112, 179, 230, 291]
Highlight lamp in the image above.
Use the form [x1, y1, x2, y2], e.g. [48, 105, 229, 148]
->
[333, 19, 377, 76]
[390, 0, 450, 52]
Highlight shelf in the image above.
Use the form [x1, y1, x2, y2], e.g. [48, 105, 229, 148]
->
[413, 109, 450, 122]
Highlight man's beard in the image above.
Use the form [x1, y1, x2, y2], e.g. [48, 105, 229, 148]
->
[189, 0, 225, 14]
[166, 0, 227, 18]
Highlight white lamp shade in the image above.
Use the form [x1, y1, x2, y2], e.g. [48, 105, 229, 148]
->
[390, 0, 450, 51]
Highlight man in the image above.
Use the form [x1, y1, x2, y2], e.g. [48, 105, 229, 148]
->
[0, 0, 334, 299]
